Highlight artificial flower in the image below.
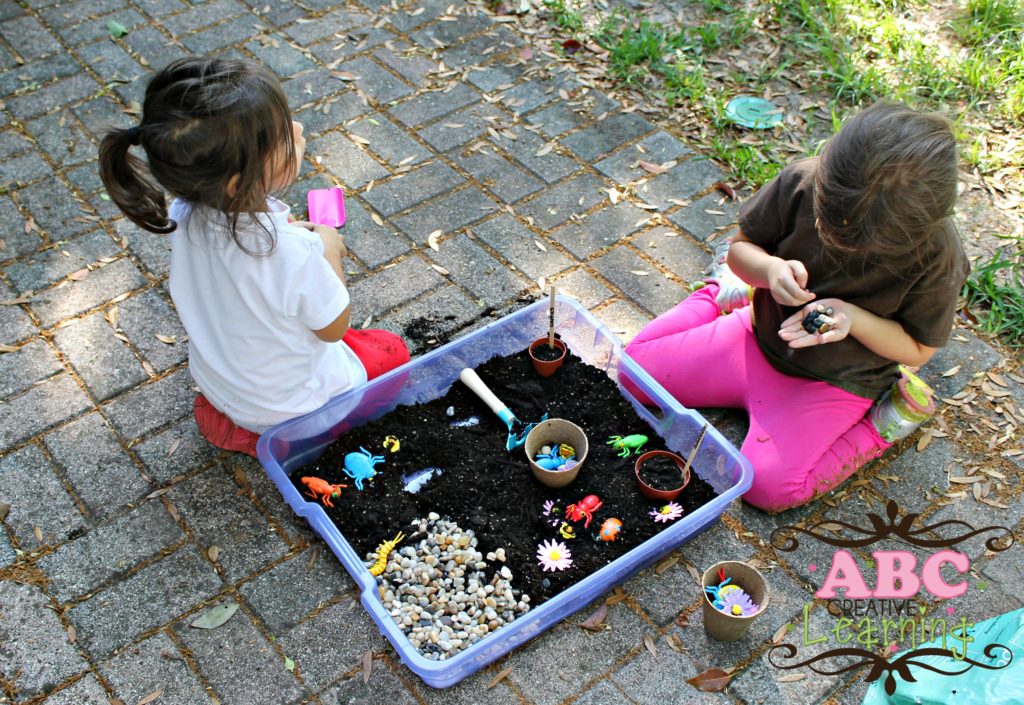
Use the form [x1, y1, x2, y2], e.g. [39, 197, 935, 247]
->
[649, 502, 684, 523]
[717, 587, 759, 617]
[536, 539, 573, 572]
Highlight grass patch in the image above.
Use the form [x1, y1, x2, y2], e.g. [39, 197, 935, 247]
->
[962, 249, 1024, 346]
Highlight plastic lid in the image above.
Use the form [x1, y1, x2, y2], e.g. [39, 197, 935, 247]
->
[725, 96, 784, 129]
[896, 367, 935, 414]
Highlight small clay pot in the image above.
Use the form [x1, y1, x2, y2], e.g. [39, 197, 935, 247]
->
[529, 337, 567, 377]
[524, 418, 588, 488]
[701, 561, 770, 641]
[634, 450, 691, 501]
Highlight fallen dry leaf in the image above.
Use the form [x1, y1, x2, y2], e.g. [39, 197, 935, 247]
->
[773, 622, 791, 645]
[427, 230, 442, 251]
[0, 502, 10, 521]
[208, 545, 220, 562]
[105, 306, 119, 328]
[69, 268, 89, 281]
[166, 438, 181, 458]
[776, 673, 806, 683]
[136, 690, 163, 705]
[942, 365, 961, 377]
[674, 612, 690, 628]
[155, 334, 177, 344]
[638, 160, 667, 174]
[534, 239, 547, 252]
[371, 212, 384, 227]
[643, 634, 658, 659]
[67, 625, 76, 644]
[362, 648, 373, 684]
[349, 134, 371, 146]
[430, 263, 450, 276]
[714, 181, 736, 200]
[687, 668, 731, 692]
[0, 343, 17, 353]
[34, 526, 43, 542]
[360, 315, 372, 329]
[654, 554, 678, 574]
[487, 666, 513, 689]
[579, 602, 608, 631]
[535, 142, 555, 157]
[665, 633, 683, 652]
[190, 603, 238, 629]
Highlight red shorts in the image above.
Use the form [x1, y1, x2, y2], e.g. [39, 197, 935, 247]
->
[194, 328, 411, 457]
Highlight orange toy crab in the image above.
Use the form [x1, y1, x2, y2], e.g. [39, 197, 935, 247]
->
[565, 494, 603, 528]
[301, 476, 348, 507]
[597, 517, 622, 542]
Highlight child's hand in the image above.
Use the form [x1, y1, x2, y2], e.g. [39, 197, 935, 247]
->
[778, 299, 851, 348]
[767, 258, 815, 307]
[293, 220, 347, 261]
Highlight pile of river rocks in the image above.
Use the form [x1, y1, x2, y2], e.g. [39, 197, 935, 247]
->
[369, 512, 532, 660]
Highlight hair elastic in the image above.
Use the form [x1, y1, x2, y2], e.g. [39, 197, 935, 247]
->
[126, 125, 141, 146]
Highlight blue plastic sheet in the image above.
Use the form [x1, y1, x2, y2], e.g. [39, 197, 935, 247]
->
[862, 608, 1023, 705]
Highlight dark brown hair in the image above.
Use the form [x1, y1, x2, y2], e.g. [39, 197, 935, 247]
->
[98, 57, 296, 254]
[814, 102, 959, 260]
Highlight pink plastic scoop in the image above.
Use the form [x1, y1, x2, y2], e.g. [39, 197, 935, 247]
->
[307, 187, 346, 227]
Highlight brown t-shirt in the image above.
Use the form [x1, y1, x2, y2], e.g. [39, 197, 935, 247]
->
[738, 157, 969, 399]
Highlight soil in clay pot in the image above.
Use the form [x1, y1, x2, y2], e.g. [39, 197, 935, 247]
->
[292, 348, 717, 605]
[531, 344, 564, 362]
[638, 456, 689, 491]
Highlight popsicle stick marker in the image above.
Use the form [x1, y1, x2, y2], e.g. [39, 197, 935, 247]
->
[529, 284, 566, 377]
[548, 284, 556, 348]
[681, 423, 709, 479]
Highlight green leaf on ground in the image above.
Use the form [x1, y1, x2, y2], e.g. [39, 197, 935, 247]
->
[107, 19, 129, 38]
[189, 603, 238, 630]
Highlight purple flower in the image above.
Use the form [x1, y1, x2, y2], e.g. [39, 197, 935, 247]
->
[716, 587, 759, 617]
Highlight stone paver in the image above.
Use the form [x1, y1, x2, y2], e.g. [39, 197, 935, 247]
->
[0, 581, 89, 701]
[0, 4, 1014, 704]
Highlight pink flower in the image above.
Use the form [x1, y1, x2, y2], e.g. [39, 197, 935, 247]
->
[536, 539, 573, 572]
[649, 502, 684, 523]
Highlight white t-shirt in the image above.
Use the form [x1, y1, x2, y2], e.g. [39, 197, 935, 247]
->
[168, 197, 366, 433]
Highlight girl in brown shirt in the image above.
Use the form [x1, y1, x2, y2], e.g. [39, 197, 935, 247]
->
[626, 103, 968, 512]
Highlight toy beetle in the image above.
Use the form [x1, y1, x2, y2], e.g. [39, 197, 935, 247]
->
[301, 476, 348, 508]
[607, 434, 648, 457]
[596, 517, 622, 542]
[343, 447, 385, 490]
[565, 494, 603, 528]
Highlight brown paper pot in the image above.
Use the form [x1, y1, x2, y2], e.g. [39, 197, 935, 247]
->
[701, 561, 770, 641]
[634, 450, 691, 501]
[524, 419, 588, 488]
[529, 337, 567, 377]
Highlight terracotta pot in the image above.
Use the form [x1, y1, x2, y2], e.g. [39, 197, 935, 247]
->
[529, 337, 567, 377]
[524, 418, 588, 488]
[634, 450, 691, 501]
[701, 561, 770, 641]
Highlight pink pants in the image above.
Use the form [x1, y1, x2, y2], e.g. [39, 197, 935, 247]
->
[624, 285, 892, 512]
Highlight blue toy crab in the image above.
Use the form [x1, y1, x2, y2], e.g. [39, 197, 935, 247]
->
[343, 447, 385, 490]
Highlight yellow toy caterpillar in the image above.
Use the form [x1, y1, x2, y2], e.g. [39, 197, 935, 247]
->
[368, 532, 405, 577]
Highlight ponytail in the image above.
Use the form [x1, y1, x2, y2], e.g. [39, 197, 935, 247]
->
[98, 126, 175, 234]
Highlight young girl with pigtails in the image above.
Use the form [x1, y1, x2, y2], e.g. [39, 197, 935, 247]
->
[99, 57, 410, 457]
[626, 102, 969, 512]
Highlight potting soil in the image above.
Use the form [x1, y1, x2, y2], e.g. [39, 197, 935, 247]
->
[293, 347, 717, 604]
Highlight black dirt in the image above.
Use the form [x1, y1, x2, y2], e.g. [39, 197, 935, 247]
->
[637, 456, 689, 491]
[531, 344, 564, 362]
[292, 347, 717, 604]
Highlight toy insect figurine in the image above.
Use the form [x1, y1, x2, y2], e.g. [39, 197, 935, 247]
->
[596, 517, 622, 542]
[565, 494, 602, 528]
[534, 443, 577, 471]
[802, 304, 835, 335]
[343, 447, 386, 490]
[607, 434, 648, 457]
[300, 476, 348, 508]
[558, 522, 576, 540]
[368, 532, 405, 576]
[383, 435, 400, 453]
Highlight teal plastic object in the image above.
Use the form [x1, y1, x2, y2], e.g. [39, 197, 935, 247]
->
[256, 295, 752, 688]
[861, 608, 1023, 705]
[725, 96, 784, 129]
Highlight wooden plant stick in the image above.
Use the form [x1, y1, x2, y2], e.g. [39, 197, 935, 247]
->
[548, 284, 556, 348]
[682, 423, 709, 478]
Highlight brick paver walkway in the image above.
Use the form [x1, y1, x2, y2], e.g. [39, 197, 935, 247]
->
[1, 2, 1022, 704]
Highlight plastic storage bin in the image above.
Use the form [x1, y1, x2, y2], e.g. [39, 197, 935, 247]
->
[256, 295, 752, 688]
